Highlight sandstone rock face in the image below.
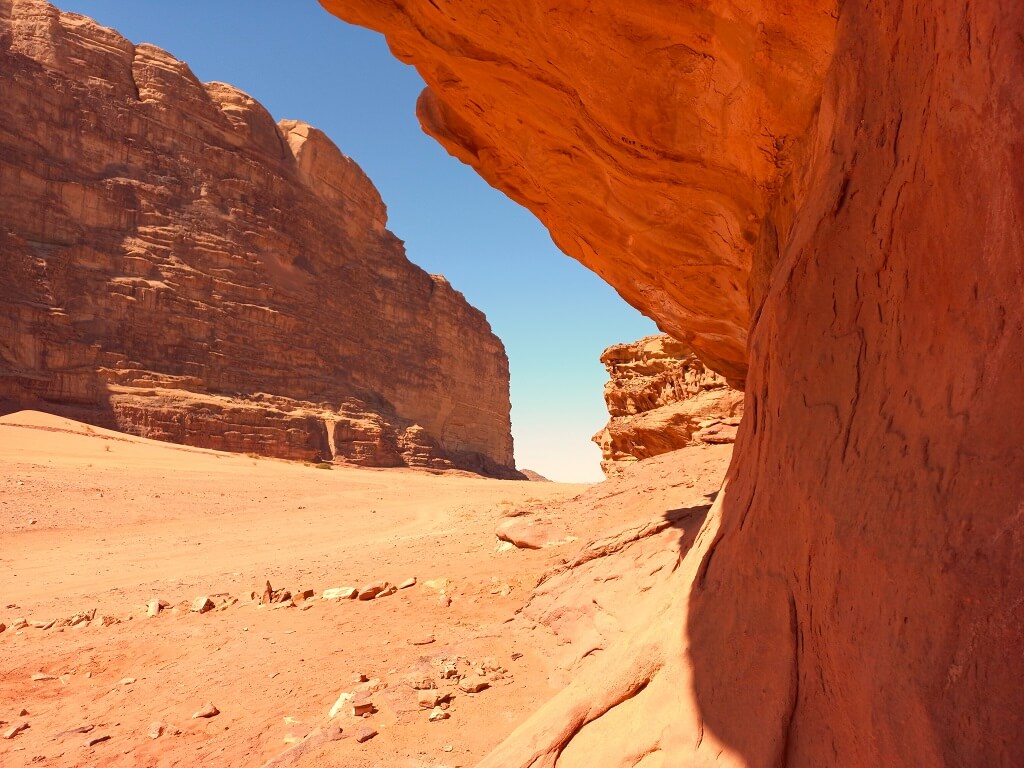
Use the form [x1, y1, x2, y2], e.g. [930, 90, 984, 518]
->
[592, 334, 743, 475]
[320, 0, 837, 385]
[326, 1, 1024, 766]
[0, 0, 519, 477]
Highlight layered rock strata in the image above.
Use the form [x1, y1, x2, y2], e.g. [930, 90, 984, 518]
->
[592, 334, 743, 475]
[0, 0, 520, 478]
[325, 0, 1024, 766]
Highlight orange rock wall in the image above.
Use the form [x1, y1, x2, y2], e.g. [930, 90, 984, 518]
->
[593, 334, 742, 475]
[324, 0, 1024, 765]
[321, 0, 837, 385]
[0, 0, 519, 477]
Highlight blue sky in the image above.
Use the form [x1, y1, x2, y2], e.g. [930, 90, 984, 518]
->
[53, 1, 657, 481]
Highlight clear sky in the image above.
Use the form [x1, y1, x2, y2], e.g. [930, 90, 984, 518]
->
[52, 1, 658, 482]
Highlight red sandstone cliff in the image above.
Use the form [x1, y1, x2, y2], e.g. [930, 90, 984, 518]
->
[593, 334, 743, 475]
[323, 0, 1024, 766]
[0, 0, 520, 478]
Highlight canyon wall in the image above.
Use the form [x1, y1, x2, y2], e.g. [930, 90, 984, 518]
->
[323, 0, 1024, 766]
[0, 0, 520, 478]
[593, 334, 743, 475]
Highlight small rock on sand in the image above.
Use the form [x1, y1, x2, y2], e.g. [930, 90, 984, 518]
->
[31, 672, 56, 681]
[191, 596, 214, 614]
[321, 587, 358, 601]
[84, 734, 110, 748]
[354, 725, 377, 743]
[417, 689, 443, 709]
[398, 577, 416, 589]
[457, 675, 490, 694]
[428, 707, 449, 722]
[192, 703, 219, 719]
[408, 634, 435, 646]
[357, 582, 389, 601]
[147, 721, 164, 739]
[3, 722, 28, 739]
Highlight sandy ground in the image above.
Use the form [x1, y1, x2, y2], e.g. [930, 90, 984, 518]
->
[0, 411, 731, 767]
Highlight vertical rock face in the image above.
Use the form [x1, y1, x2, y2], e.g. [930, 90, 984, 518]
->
[592, 334, 742, 475]
[0, 0, 520, 477]
[325, 0, 1024, 765]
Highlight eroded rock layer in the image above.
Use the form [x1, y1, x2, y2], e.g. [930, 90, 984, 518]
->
[593, 334, 742, 475]
[325, 0, 1024, 766]
[321, 0, 838, 385]
[0, 0, 519, 477]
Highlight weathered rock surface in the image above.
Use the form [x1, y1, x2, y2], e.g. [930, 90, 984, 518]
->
[592, 334, 743, 475]
[325, 1, 1024, 767]
[0, 0, 520, 478]
[321, 0, 837, 385]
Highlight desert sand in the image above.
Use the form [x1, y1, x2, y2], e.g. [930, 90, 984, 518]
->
[0, 411, 731, 767]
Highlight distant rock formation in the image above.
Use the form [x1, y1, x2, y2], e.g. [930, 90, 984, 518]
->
[0, 0, 520, 478]
[593, 335, 742, 475]
[518, 469, 551, 483]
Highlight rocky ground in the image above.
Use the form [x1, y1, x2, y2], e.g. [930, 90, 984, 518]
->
[0, 411, 732, 767]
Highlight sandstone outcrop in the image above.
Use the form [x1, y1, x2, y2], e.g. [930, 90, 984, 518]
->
[325, 1, 1024, 766]
[593, 334, 742, 475]
[321, 0, 837, 386]
[0, 0, 520, 477]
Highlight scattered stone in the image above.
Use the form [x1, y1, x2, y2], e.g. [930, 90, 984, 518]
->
[417, 690, 444, 709]
[261, 581, 274, 605]
[397, 577, 417, 589]
[354, 726, 377, 743]
[18, 709, 28, 717]
[380, 584, 398, 597]
[98, 614, 121, 627]
[354, 673, 369, 683]
[272, 590, 292, 604]
[31, 672, 56, 682]
[31, 619, 55, 630]
[0, 622, 5, 634]
[495, 517, 573, 550]
[428, 707, 449, 722]
[147, 722, 164, 739]
[3, 722, 28, 739]
[191, 702, 219, 719]
[357, 582, 389, 601]
[438, 592, 451, 608]
[191, 596, 215, 614]
[438, 661, 459, 680]
[146, 599, 170, 617]
[321, 587, 358, 601]
[298, 602, 314, 611]
[217, 597, 239, 611]
[458, 675, 490, 694]
[328, 692, 353, 719]
[296, 589, 314, 601]
[423, 578, 449, 592]
[10, 618, 28, 630]
[408, 634, 435, 646]
[119, 677, 136, 685]
[406, 674, 436, 690]
[84, 734, 110, 747]
[351, 691, 375, 717]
